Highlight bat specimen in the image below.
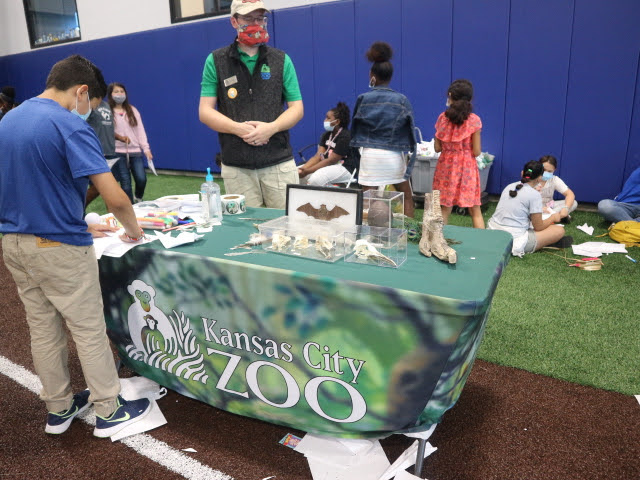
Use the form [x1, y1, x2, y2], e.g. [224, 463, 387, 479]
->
[296, 203, 349, 221]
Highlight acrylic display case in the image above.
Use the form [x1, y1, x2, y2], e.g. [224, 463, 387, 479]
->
[258, 216, 355, 263]
[343, 225, 408, 269]
[362, 190, 405, 230]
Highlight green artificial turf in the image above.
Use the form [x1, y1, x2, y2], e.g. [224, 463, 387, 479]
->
[86, 174, 639, 396]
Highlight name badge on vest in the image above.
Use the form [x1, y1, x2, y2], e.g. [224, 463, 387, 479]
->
[261, 64, 271, 80]
[223, 75, 238, 87]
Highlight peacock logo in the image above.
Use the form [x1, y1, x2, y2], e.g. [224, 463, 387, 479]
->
[125, 280, 208, 384]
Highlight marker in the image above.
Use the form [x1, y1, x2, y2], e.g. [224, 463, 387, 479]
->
[625, 255, 637, 263]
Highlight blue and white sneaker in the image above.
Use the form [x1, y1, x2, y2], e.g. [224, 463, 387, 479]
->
[93, 396, 151, 438]
[45, 389, 91, 434]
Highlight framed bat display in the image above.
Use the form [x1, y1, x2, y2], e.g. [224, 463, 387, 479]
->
[285, 184, 363, 226]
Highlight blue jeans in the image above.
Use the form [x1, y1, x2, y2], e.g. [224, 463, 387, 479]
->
[112, 154, 147, 202]
[598, 199, 640, 222]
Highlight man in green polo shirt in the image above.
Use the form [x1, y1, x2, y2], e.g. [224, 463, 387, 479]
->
[199, 0, 303, 209]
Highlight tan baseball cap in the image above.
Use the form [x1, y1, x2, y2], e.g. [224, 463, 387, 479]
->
[230, 0, 269, 16]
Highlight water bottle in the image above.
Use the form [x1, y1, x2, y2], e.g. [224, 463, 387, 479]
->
[200, 167, 222, 224]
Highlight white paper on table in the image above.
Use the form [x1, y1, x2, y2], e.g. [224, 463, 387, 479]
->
[576, 223, 594, 236]
[154, 230, 203, 249]
[93, 231, 156, 259]
[377, 440, 437, 480]
[571, 242, 627, 257]
[306, 440, 390, 480]
[148, 158, 158, 176]
[110, 397, 166, 442]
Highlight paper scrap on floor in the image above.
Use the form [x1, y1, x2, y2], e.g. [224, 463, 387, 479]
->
[576, 223, 594, 235]
[571, 242, 627, 257]
[378, 440, 437, 480]
[279, 433, 302, 449]
[393, 471, 422, 480]
[110, 376, 168, 441]
[295, 434, 389, 479]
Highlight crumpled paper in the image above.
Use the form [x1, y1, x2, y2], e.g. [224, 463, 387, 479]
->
[154, 230, 203, 249]
[576, 223, 594, 236]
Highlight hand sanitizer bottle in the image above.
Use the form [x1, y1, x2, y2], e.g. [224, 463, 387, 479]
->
[200, 167, 222, 224]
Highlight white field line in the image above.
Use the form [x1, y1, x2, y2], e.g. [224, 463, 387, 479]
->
[0, 354, 233, 480]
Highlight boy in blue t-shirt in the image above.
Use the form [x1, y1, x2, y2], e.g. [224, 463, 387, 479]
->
[0, 55, 151, 438]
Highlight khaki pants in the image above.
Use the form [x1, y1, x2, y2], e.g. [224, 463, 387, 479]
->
[221, 159, 299, 209]
[2, 234, 120, 417]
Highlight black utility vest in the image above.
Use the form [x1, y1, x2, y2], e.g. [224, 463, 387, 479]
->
[213, 42, 293, 170]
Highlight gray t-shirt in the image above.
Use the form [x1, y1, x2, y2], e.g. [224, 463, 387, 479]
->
[87, 101, 116, 157]
[490, 181, 542, 231]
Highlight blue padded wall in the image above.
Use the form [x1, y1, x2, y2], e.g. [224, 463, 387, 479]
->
[501, 0, 574, 185]
[310, 1, 357, 146]
[561, 0, 640, 202]
[271, 5, 317, 160]
[401, 0, 453, 142]
[2, 0, 640, 202]
[451, 0, 510, 194]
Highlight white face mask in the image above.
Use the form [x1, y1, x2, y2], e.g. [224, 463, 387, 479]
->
[323, 120, 336, 132]
[71, 92, 91, 121]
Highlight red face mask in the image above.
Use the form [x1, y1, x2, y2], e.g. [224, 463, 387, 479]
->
[237, 24, 270, 46]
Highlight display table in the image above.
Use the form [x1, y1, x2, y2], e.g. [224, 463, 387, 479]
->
[99, 207, 512, 439]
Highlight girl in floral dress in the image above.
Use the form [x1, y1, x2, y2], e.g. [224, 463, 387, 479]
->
[432, 79, 484, 228]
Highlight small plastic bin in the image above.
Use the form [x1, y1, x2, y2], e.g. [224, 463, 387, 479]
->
[410, 155, 439, 194]
[344, 225, 407, 269]
[479, 163, 492, 192]
[258, 216, 354, 263]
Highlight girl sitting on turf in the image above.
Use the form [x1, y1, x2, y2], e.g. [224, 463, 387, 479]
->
[488, 160, 571, 256]
[538, 155, 577, 223]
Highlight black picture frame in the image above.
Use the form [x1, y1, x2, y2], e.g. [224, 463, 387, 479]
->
[169, 0, 231, 24]
[23, 0, 82, 49]
[285, 184, 363, 226]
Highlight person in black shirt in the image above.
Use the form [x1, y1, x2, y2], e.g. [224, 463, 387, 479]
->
[298, 102, 357, 186]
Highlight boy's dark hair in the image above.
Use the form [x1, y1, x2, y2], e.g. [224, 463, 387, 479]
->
[445, 79, 474, 126]
[89, 64, 108, 100]
[45, 55, 100, 95]
[331, 101, 351, 129]
[367, 41, 393, 84]
[510, 160, 543, 197]
[539, 154, 558, 168]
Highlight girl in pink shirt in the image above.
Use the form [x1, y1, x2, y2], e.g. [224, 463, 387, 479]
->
[108, 83, 153, 203]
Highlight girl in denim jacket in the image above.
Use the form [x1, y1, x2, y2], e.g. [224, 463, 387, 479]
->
[351, 42, 416, 217]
